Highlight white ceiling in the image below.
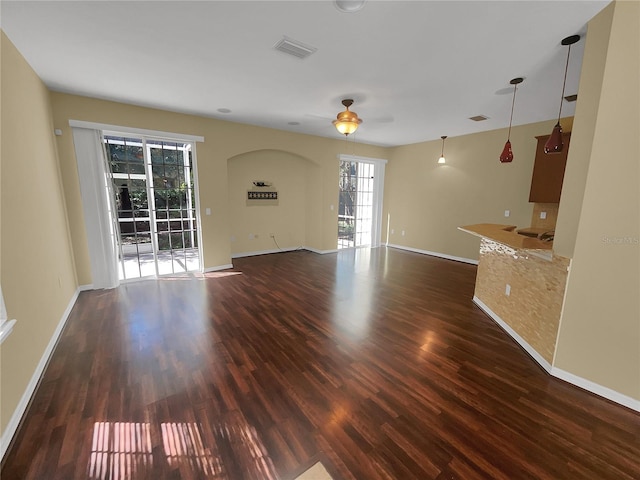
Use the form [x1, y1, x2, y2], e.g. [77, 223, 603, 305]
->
[1, 0, 610, 147]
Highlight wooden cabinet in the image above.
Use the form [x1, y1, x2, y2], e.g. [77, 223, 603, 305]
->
[529, 132, 571, 203]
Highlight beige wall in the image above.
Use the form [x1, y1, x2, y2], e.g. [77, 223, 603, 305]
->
[0, 32, 78, 433]
[554, 4, 614, 258]
[49, 93, 388, 284]
[555, 1, 640, 400]
[383, 118, 568, 261]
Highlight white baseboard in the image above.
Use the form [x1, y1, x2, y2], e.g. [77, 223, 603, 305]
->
[551, 367, 640, 413]
[387, 243, 478, 265]
[231, 247, 300, 259]
[78, 284, 94, 291]
[232, 245, 471, 260]
[1, 288, 80, 461]
[0, 319, 17, 345]
[473, 296, 553, 372]
[473, 296, 640, 413]
[304, 247, 338, 255]
[231, 246, 338, 258]
[203, 263, 234, 273]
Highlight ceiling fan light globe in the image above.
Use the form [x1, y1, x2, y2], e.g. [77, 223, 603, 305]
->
[333, 119, 359, 135]
[333, 99, 362, 135]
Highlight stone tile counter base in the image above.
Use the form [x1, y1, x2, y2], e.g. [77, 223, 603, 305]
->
[474, 238, 570, 365]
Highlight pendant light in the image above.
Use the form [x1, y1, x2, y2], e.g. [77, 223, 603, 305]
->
[500, 77, 523, 163]
[438, 136, 447, 164]
[333, 99, 363, 136]
[544, 34, 580, 154]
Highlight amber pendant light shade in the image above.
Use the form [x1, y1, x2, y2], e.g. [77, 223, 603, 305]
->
[500, 77, 523, 163]
[545, 34, 580, 154]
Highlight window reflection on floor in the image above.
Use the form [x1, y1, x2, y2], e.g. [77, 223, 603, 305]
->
[211, 423, 278, 480]
[87, 420, 277, 479]
[88, 422, 152, 480]
[161, 422, 220, 475]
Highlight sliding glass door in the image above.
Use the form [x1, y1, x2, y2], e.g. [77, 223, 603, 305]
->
[338, 156, 386, 249]
[104, 135, 201, 280]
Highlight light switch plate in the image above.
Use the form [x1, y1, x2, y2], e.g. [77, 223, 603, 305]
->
[504, 209, 510, 217]
[540, 211, 547, 219]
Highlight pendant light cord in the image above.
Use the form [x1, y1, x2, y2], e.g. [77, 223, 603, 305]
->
[507, 82, 518, 140]
[557, 44, 572, 122]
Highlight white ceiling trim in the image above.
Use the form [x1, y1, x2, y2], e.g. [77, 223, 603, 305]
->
[338, 154, 388, 164]
[68, 120, 205, 143]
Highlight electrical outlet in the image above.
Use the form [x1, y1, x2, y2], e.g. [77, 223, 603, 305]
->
[391, 229, 395, 234]
[248, 233, 254, 240]
[401, 230, 405, 236]
[505, 284, 511, 296]
[540, 211, 547, 219]
[504, 209, 510, 217]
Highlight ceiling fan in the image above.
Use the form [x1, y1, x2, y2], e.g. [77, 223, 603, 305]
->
[332, 99, 363, 136]
[303, 97, 393, 137]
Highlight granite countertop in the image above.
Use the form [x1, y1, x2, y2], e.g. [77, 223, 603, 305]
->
[458, 223, 554, 251]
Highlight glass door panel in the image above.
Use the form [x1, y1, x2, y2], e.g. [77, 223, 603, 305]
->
[105, 135, 201, 280]
[147, 139, 200, 276]
[338, 160, 376, 249]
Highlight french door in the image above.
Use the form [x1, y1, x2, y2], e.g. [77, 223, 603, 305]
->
[338, 155, 386, 249]
[104, 135, 201, 280]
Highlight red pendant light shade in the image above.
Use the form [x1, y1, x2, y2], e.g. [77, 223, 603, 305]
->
[545, 122, 564, 154]
[500, 140, 513, 163]
[500, 77, 523, 163]
[545, 34, 580, 154]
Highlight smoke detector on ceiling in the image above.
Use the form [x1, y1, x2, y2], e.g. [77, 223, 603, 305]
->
[334, 0, 366, 13]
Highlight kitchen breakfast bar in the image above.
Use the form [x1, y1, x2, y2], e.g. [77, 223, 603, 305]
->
[459, 224, 570, 371]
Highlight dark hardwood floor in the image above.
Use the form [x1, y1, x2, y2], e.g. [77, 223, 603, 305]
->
[2, 248, 639, 479]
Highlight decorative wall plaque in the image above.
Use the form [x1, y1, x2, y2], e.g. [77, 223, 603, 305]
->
[246, 181, 278, 206]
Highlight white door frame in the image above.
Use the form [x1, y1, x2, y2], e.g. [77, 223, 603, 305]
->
[338, 154, 387, 248]
[70, 120, 205, 281]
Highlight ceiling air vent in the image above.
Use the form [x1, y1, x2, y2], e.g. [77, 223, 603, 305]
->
[469, 115, 489, 122]
[274, 36, 317, 59]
